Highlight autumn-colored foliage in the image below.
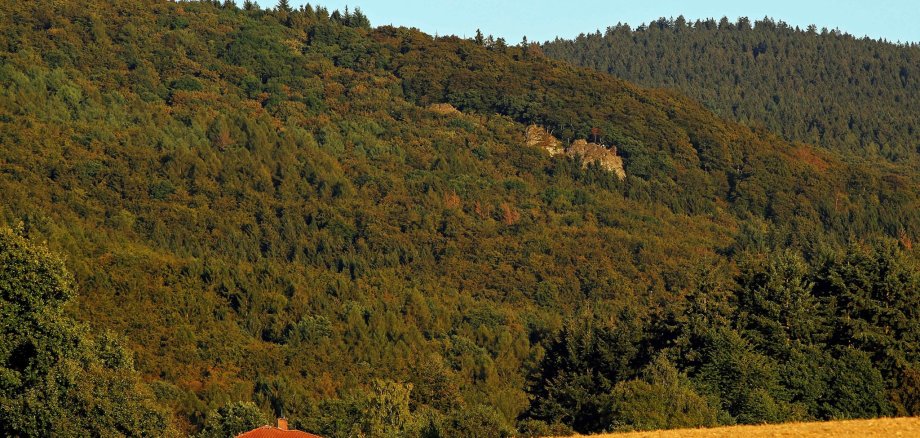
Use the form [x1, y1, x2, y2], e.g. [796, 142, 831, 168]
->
[1, 1, 919, 436]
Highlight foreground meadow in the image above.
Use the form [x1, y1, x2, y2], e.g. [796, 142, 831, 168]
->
[567, 417, 920, 437]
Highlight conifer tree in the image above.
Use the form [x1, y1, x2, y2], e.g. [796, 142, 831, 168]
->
[350, 7, 371, 29]
[494, 37, 507, 52]
[276, 0, 292, 13]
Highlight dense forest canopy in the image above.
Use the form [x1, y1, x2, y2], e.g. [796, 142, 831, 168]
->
[542, 16, 920, 162]
[1, 1, 919, 436]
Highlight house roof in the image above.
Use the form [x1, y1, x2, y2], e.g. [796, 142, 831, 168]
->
[235, 426, 322, 438]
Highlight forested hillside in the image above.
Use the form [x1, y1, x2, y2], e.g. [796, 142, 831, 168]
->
[1, 1, 919, 436]
[543, 17, 920, 161]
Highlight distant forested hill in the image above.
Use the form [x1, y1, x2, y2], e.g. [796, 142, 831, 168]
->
[1, 2, 919, 436]
[543, 17, 920, 161]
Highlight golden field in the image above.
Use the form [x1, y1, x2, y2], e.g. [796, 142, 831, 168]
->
[565, 417, 920, 437]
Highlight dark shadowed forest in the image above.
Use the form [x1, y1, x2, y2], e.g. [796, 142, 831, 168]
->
[543, 17, 920, 161]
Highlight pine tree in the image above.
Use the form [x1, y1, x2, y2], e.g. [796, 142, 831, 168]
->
[350, 7, 371, 29]
[493, 37, 507, 52]
[474, 29, 484, 46]
[276, 0, 292, 13]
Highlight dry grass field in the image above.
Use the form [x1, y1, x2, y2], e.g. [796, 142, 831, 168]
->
[563, 417, 920, 437]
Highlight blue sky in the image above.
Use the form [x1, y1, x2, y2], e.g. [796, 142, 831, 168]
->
[257, 0, 920, 44]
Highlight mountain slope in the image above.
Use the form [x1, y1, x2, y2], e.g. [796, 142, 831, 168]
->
[1, 1, 919, 435]
[542, 17, 920, 161]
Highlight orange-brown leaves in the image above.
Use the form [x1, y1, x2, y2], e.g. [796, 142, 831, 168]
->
[501, 203, 520, 225]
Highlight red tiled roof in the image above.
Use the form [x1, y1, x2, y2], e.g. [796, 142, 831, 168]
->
[236, 426, 322, 438]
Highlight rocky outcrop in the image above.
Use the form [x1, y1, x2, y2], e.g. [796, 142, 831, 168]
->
[525, 125, 564, 156]
[428, 103, 461, 115]
[524, 125, 625, 180]
[567, 139, 626, 180]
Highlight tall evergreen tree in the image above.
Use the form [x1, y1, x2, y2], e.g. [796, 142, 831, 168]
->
[276, 0, 292, 13]
[350, 7, 371, 29]
[474, 28, 484, 45]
